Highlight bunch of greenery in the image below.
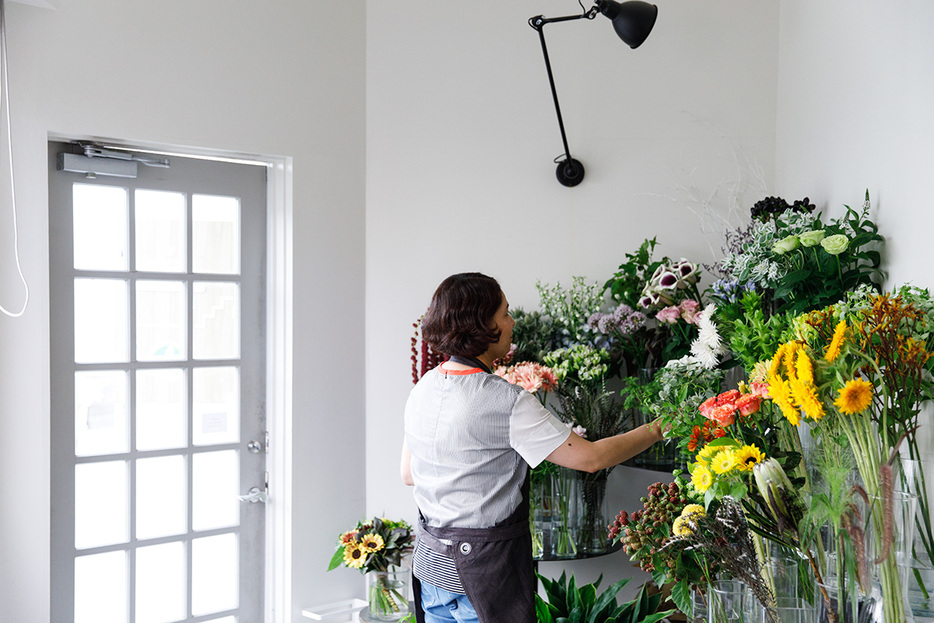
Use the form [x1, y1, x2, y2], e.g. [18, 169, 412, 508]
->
[718, 192, 884, 315]
[509, 308, 558, 364]
[603, 237, 668, 309]
[718, 292, 796, 372]
[535, 572, 674, 623]
[537, 277, 607, 349]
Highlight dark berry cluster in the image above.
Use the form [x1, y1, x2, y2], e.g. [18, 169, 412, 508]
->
[750, 196, 816, 223]
[609, 481, 689, 575]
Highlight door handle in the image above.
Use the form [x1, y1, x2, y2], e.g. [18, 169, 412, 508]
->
[239, 486, 268, 504]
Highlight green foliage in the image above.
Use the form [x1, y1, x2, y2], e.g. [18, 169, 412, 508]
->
[535, 572, 675, 623]
[603, 238, 668, 309]
[511, 308, 559, 364]
[723, 292, 796, 370]
[537, 277, 607, 349]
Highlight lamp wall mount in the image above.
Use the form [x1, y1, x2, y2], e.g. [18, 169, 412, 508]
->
[529, 1, 657, 187]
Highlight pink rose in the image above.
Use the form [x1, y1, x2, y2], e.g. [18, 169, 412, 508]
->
[656, 305, 681, 324]
[679, 299, 701, 324]
[749, 382, 770, 398]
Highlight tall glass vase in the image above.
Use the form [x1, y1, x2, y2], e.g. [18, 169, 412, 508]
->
[550, 466, 578, 559]
[576, 468, 610, 554]
[897, 458, 934, 621]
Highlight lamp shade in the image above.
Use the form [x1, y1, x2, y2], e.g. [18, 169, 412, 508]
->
[596, 0, 658, 48]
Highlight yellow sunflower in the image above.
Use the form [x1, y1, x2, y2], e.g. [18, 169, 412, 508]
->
[783, 342, 800, 378]
[695, 444, 719, 466]
[768, 374, 800, 426]
[769, 343, 789, 377]
[691, 464, 713, 492]
[343, 544, 367, 569]
[790, 378, 825, 421]
[711, 449, 738, 475]
[733, 444, 765, 471]
[794, 350, 815, 385]
[834, 378, 874, 415]
[825, 320, 847, 362]
[360, 533, 384, 553]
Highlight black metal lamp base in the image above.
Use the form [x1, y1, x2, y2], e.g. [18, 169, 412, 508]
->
[556, 158, 585, 186]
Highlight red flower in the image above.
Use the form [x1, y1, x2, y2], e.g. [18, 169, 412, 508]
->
[687, 425, 703, 452]
[708, 403, 737, 427]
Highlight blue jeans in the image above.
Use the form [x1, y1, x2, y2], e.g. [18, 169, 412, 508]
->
[420, 581, 479, 623]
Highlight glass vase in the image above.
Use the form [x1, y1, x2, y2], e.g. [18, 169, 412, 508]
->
[896, 458, 934, 621]
[687, 587, 708, 623]
[812, 578, 875, 623]
[707, 579, 755, 622]
[576, 469, 610, 554]
[550, 466, 578, 559]
[366, 566, 410, 621]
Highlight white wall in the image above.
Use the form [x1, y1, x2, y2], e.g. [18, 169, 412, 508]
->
[775, 0, 934, 455]
[0, 2, 366, 621]
[365, 0, 779, 589]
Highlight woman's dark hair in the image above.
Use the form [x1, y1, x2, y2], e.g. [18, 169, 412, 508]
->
[421, 273, 503, 357]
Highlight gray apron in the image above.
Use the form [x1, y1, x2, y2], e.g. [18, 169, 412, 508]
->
[413, 474, 535, 623]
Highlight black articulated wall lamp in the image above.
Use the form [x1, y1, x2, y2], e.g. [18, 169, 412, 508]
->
[529, 1, 657, 187]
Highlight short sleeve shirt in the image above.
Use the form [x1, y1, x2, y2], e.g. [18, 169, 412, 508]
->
[404, 365, 571, 529]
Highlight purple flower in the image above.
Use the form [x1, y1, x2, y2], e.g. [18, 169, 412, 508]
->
[657, 271, 679, 290]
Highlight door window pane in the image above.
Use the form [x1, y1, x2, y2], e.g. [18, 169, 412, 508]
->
[193, 195, 240, 274]
[136, 368, 187, 450]
[75, 370, 128, 456]
[135, 189, 186, 273]
[193, 450, 239, 531]
[75, 461, 128, 549]
[192, 534, 239, 615]
[137, 455, 187, 540]
[75, 278, 128, 364]
[193, 281, 239, 360]
[75, 551, 128, 623]
[193, 366, 239, 446]
[73, 184, 128, 272]
[136, 280, 186, 361]
[136, 542, 187, 623]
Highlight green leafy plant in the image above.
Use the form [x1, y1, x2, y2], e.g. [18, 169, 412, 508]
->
[603, 237, 667, 310]
[535, 571, 674, 623]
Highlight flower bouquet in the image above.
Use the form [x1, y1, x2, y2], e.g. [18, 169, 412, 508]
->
[328, 517, 415, 620]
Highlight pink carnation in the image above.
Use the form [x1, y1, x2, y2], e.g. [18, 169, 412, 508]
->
[748, 382, 770, 398]
[496, 362, 557, 395]
[656, 305, 681, 324]
[708, 403, 737, 427]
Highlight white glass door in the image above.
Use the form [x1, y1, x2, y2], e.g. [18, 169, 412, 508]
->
[49, 142, 267, 623]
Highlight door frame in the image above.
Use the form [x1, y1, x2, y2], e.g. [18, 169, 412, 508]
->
[49, 133, 294, 623]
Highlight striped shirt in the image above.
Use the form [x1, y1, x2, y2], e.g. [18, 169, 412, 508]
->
[404, 365, 570, 593]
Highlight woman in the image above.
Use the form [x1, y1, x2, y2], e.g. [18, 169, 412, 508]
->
[400, 273, 665, 623]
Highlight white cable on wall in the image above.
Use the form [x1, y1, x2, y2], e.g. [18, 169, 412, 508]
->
[0, 0, 29, 318]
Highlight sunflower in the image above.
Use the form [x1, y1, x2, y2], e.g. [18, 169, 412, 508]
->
[825, 320, 847, 362]
[834, 378, 874, 415]
[695, 443, 719, 466]
[360, 533, 384, 553]
[691, 464, 713, 492]
[782, 342, 800, 378]
[790, 378, 825, 421]
[711, 449, 738, 475]
[769, 343, 788, 377]
[343, 544, 367, 569]
[733, 444, 765, 471]
[794, 350, 815, 385]
[768, 374, 800, 426]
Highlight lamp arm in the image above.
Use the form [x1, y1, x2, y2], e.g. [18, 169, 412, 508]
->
[529, 10, 595, 187]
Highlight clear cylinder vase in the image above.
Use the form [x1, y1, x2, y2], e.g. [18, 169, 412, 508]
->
[550, 466, 578, 559]
[707, 579, 755, 622]
[366, 566, 410, 621]
[896, 458, 934, 621]
[576, 469, 610, 554]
